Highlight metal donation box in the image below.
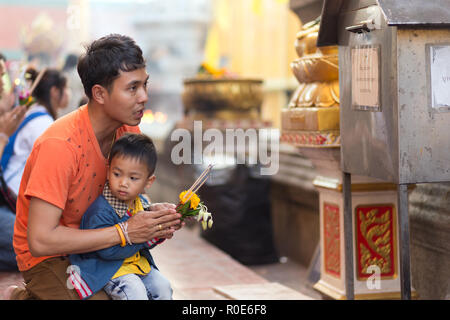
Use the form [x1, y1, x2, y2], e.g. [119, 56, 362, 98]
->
[318, 0, 450, 299]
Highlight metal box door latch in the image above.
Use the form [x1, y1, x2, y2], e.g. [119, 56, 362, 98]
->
[346, 20, 375, 33]
[345, 6, 382, 34]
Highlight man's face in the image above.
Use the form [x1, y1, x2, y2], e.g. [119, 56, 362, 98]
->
[107, 155, 154, 205]
[103, 67, 149, 127]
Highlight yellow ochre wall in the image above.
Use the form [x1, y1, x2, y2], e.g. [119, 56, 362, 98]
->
[205, 0, 301, 128]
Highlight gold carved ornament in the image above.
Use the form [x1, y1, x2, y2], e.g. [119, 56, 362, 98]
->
[324, 203, 340, 277]
[357, 207, 395, 279]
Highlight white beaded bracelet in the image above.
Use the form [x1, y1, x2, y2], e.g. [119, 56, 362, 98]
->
[118, 222, 132, 246]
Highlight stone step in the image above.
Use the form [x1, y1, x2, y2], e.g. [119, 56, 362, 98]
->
[213, 282, 314, 300]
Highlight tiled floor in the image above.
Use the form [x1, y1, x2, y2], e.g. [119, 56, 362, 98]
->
[0, 226, 317, 300]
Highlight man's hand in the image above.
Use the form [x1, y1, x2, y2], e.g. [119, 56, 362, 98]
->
[149, 202, 185, 235]
[127, 206, 182, 243]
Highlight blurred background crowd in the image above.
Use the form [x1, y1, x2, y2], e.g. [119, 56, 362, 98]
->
[0, 0, 299, 129]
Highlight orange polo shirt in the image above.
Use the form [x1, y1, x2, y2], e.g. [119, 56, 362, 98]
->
[13, 105, 140, 271]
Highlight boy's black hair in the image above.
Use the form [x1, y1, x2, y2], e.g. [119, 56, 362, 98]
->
[109, 133, 157, 176]
[77, 34, 146, 99]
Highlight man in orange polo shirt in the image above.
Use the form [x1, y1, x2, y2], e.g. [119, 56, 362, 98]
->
[7, 34, 182, 300]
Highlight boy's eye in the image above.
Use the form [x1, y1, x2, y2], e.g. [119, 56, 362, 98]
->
[113, 172, 120, 177]
[130, 177, 139, 181]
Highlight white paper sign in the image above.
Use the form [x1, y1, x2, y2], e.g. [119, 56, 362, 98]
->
[430, 45, 450, 109]
[351, 46, 380, 111]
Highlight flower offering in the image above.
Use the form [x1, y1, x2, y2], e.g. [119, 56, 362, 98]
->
[15, 66, 45, 108]
[176, 165, 214, 230]
[18, 89, 34, 107]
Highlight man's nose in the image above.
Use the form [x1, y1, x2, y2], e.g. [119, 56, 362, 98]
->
[138, 86, 148, 104]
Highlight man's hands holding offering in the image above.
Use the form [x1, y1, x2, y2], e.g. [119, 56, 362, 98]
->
[126, 203, 184, 243]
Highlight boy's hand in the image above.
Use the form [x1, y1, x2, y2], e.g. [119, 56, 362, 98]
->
[149, 202, 176, 211]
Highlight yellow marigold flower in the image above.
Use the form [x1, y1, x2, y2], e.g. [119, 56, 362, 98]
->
[179, 190, 200, 209]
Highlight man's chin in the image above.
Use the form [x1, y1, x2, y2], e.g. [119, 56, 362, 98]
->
[126, 118, 141, 127]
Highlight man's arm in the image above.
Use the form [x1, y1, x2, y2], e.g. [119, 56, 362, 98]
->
[28, 197, 121, 256]
[27, 197, 182, 257]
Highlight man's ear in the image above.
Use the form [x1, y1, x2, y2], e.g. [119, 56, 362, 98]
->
[145, 175, 156, 189]
[91, 84, 107, 105]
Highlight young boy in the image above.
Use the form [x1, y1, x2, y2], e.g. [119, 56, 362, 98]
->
[69, 133, 173, 300]
[69, 134, 172, 300]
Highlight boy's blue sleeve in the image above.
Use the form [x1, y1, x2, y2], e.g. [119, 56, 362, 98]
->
[81, 205, 147, 261]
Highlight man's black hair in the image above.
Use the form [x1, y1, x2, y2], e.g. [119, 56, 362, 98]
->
[0, 52, 6, 61]
[77, 34, 146, 99]
[109, 133, 157, 176]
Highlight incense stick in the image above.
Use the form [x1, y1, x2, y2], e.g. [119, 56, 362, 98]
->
[182, 164, 212, 202]
[181, 164, 213, 203]
[184, 172, 210, 202]
[182, 175, 210, 204]
[183, 164, 212, 197]
[29, 68, 46, 95]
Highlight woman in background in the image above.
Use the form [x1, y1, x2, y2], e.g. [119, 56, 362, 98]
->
[0, 53, 26, 271]
[1, 68, 70, 195]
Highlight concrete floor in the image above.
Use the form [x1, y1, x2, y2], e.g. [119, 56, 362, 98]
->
[248, 258, 323, 300]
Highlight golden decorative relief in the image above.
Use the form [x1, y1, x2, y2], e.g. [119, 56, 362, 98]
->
[324, 203, 340, 278]
[356, 205, 397, 280]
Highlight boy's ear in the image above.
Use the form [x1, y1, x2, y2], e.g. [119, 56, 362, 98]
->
[145, 175, 156, 189]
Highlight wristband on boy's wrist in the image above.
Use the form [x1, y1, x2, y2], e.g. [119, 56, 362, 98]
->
[114, 224, 126, 247]
[118, 222, 132, 246]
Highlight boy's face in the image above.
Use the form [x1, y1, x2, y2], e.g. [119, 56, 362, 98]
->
[107, 155, 155, 205]
[102, 67, 149, 127]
